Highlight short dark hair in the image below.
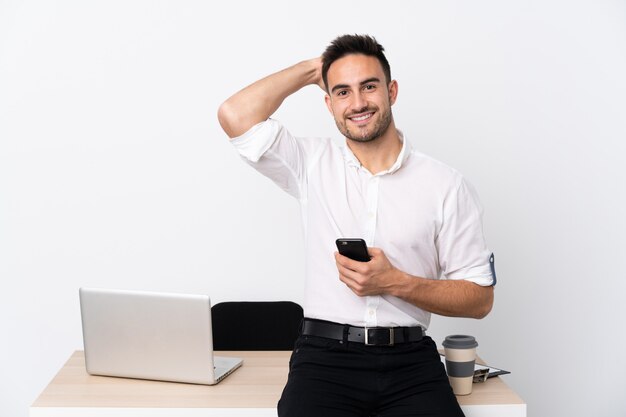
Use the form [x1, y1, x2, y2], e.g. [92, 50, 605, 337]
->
[321, 34, 391, 91]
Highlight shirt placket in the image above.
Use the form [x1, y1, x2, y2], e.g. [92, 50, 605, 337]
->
[363, 174, 380, 328]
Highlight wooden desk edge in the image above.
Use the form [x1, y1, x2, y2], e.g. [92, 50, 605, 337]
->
[32, 350, 525, 410]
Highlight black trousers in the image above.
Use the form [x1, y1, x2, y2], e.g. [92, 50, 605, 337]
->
[278, 333, 465, 417]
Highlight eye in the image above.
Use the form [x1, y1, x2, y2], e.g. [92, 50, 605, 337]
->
[336, 90, 348, 97]
[364, 84, 376, 91]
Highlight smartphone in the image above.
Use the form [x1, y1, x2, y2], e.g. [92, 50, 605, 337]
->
[336, 238, 371, 262]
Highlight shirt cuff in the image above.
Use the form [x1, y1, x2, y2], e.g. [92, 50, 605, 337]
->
[460, 274, 495, 287]
[445, 261, 496, 287]
[230, 119, 281, 162]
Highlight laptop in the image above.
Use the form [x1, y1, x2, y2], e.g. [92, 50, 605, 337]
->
[79, 287, 242, 385]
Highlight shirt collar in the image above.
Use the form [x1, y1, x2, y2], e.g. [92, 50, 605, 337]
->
[341, 129, 411, 175]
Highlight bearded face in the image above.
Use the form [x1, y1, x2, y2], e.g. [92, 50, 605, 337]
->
[324, 54, 397, 144]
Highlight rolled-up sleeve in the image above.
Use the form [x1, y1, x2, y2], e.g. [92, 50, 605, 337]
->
[436, 177, 496, 286]
[230, 119, 306, 199]
[231, 119, 281, 162]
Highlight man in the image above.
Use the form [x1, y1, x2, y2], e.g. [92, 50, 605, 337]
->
[218, 34, 496, 417]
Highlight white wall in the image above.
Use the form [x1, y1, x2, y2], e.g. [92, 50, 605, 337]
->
[1, 1, 625, 416]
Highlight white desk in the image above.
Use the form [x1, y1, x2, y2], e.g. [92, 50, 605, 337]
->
[31, 351, 526, 417]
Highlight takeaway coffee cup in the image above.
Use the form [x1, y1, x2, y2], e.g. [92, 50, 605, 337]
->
[442, 335, 478, 396]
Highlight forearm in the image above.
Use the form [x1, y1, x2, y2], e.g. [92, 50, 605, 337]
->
[217, 58, 322, 138]
[389, 271, 494, 319]
[335, 249, 494, 319]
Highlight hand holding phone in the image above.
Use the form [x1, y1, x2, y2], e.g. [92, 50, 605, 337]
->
[335, 238, 371, 262]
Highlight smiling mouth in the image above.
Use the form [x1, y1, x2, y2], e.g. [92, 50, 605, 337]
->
[348, 112, 375, 123]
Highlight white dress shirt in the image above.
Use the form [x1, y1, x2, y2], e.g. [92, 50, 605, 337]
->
[231, 119, 495, 329]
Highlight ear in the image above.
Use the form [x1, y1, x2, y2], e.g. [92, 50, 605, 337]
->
[324, 94, 333, 114]
[388, 80, 398, 105]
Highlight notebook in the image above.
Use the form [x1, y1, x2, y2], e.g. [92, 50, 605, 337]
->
[79, 287, 242, 385]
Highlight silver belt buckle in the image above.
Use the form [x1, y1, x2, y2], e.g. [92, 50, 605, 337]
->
[364, 327, 395, 346]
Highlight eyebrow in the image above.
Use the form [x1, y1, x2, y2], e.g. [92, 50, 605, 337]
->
[330, 77, 381, 94]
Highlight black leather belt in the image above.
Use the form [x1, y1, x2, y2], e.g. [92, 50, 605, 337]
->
[302, 318, 424, 346]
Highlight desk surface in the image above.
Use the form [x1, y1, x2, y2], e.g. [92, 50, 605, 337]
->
[31, 351, 525, 417]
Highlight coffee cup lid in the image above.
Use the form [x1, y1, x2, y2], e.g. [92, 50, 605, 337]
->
[442, 335, 478, 349]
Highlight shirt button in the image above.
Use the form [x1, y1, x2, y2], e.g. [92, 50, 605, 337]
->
[368, 309, 375, 316]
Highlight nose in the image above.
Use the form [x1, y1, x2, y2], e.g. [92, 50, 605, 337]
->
[350, 91, 368, 113]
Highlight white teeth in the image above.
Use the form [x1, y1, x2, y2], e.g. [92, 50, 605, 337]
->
[351, 113, 373, 121]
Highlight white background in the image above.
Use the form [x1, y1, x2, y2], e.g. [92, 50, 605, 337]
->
[1, 1, 625, 416]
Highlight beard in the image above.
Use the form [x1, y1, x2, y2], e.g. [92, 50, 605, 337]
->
[334, 106, 393, 143]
